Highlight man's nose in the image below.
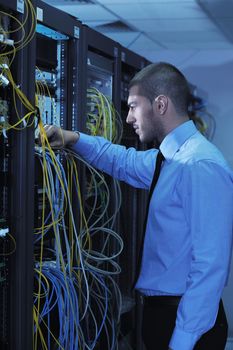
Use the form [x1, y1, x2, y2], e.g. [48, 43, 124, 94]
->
[126, 111, 135, 124]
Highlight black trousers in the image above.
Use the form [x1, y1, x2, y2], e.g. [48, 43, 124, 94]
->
[142, 297, 228, 350]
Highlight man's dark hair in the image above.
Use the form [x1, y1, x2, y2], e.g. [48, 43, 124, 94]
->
[129, 62, 191, 115]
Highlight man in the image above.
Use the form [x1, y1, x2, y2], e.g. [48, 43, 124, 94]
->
[42, 62, 233, 350]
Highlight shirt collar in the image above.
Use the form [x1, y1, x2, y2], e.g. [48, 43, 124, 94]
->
[160, 120, 197, 162]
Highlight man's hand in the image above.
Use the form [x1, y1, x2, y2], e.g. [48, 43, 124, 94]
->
[40, 125, 79, 149]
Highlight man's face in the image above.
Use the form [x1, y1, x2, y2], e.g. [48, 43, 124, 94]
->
[126, 85, 162, 144]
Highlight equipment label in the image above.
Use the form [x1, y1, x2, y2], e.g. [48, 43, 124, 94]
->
[17, 0, 24, 13]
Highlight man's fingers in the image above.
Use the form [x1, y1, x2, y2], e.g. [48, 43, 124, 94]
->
[44, 125, 57, 140]
[37, 125, 65, 149]
[37, 125, 56, 146]
[43, 125, 64, 148]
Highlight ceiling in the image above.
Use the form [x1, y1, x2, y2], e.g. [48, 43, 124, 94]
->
[42, 0, 233, 62]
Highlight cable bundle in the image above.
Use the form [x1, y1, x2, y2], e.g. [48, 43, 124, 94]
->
[87, 87, 123, 144]
[0, 0, 36, 64]
[34, 119, 123, 349]
[0, 2, 38, 137]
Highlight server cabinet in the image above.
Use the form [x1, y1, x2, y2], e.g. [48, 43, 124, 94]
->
[77, 25, 123, 350]
[34, 5, 123, 350]
[0, 0, 36, 348]
[118, 45, 150, 350]
[34, 2, 82, 349]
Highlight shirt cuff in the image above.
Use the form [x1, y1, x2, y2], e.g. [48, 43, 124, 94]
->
[71, 132, 94, 158]
[169, 327, 201, 350]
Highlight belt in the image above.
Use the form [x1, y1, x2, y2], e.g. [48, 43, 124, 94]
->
[143, 295, 182, 307]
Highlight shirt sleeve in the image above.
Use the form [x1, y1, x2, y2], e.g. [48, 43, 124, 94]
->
[71, 132, 157, 189]
[169, 160, 233, 350]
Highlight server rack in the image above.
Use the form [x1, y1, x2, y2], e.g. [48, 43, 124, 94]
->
[118, 45, 150, 350]
[34, 2, 82, 349]
[0, 0, 36, 349]
[77, 25, 123, 350]
[78, 25, 122, 232]
[34, 5, 124, 350]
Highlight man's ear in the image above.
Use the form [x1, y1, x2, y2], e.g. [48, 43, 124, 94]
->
[154, 95, 168, 115]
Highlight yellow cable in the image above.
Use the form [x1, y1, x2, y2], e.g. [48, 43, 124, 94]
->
[37, 124, 80, 338]
[33, 307, 48, 350]
[34, 269, 50, 299]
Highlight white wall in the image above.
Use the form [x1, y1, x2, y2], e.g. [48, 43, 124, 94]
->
[145, 49, 233, 336]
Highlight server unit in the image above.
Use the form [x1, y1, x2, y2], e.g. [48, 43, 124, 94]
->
[36, 0, 81, 130]
[34, 2, 82, 349]
[78, 25, 121, 131]
[0, 0, 36, 348]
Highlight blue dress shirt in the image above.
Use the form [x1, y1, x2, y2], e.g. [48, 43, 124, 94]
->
[72, 120, 233, 350]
